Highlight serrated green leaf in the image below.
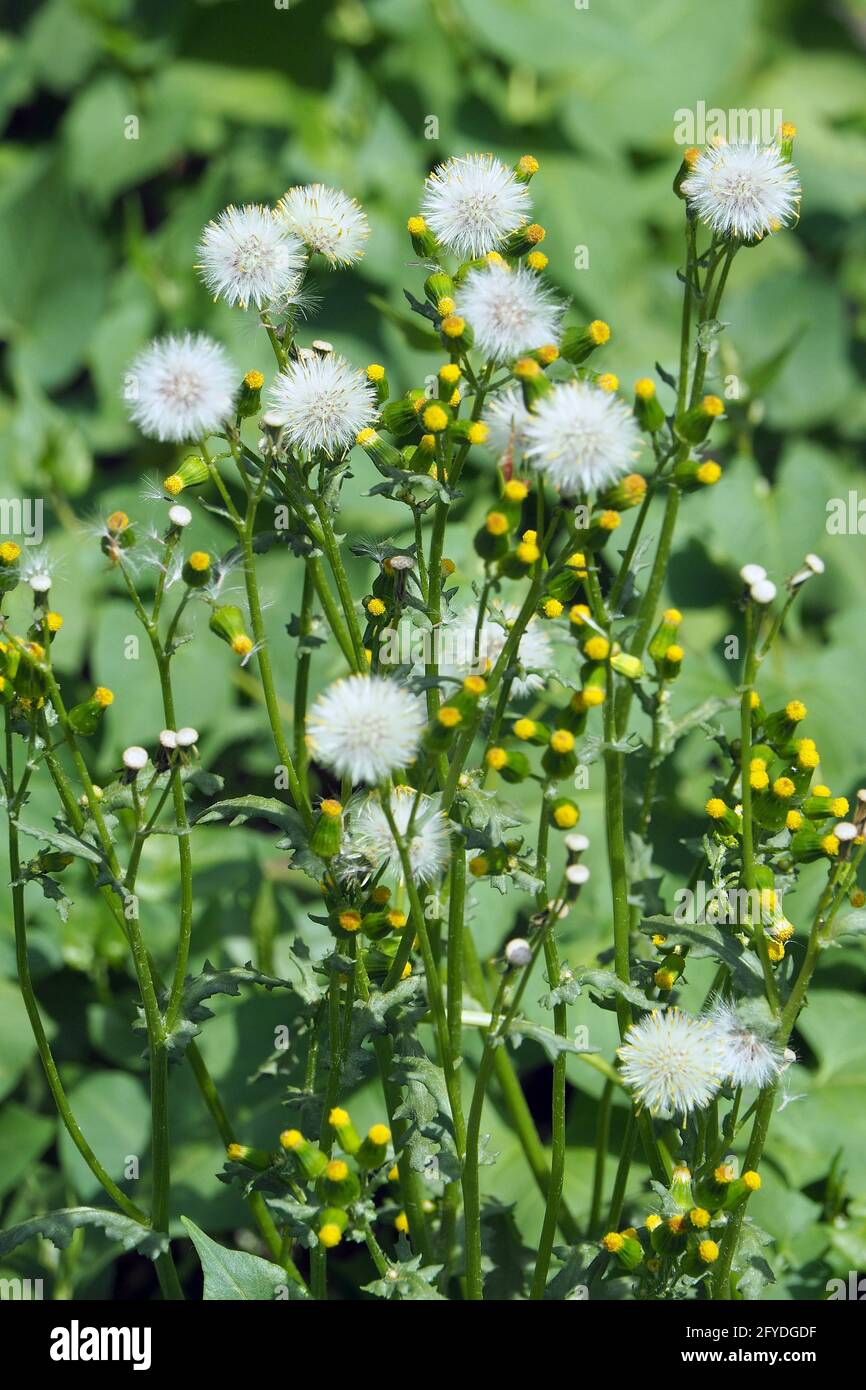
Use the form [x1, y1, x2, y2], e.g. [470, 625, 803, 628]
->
[0, 1207, 166, 1261]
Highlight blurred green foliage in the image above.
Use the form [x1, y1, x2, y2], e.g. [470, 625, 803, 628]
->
[1, 0, 865, 1297]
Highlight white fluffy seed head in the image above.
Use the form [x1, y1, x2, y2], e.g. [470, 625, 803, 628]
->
[834, 821, 857, 841]
[705, 1000, 784, 1090]
[168, 504, 193, 528]
[277, 184, 369, 266]
[617, 1008, 722, 1116]
[341, 786, 450, 885]
[681, 141, 801, 242]
[176, 727, 199, 748]
[750, 578, 777, 605]
[483, 385, 532, 456]
[421, 153, 530, 259]
[159, 729, 177, 750]
[306, 674, 426, 786]
[456, 262, 562, 361]
[564, 832, 590, 854]
[565, 863, 590, 886]
[522, 380, 642, 495]
[740, 563, 766, 585]
[196, 204, 306, 309]
[267, 354, 376, 457]
[125, 334, 237, 443]
[122, 746, 148, 772]
[505, 937, 533, 967]
[19, 551, 54, 594]
[443, 606, 553, 700]
[805, 553, 824, 574]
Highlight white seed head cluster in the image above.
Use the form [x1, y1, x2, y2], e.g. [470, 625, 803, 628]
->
[196, 204, 306, 308]
[125, 334, 237, 443]
[456, 262, 562, 361]
[618, 1008, 722, 1116]
[421, 153, 530, 259]
[278, 184, 369, 266]
[681, 141, 801, 242]
[267, 354, 376, 456]
[705, 1000, 784, 1090]
[306, 674, 426, 785]
[444, 606, 553, 700]
[522, 380, 642, 495]
[483, 385, 532, 456]
[344, 786, 451, 885]
[20, 550, 53, 593]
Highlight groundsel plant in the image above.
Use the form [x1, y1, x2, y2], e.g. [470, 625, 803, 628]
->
[2, 126, 857, 1305]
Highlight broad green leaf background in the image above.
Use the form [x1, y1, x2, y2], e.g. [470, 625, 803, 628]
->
[0, 0, 864, 1299]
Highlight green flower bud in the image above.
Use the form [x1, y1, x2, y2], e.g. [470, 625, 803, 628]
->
[512, 717, 550, 747]
[673, 147, 700, 198]
[474, 510, 512, 562]
[601, 1230, 643, 1270]
[317, 1207, 349, 1248]
[279, 1129, 328, 1181]
[673, 456, 723, 491]
[226, 1142, 272, 1171]
[406, 215, 438, 258]
[354, 427, 404, 473]
[675, 394, 725, 444]
[101, 511, 136, 558]
[163, 455, 210, 498]
[237, 370, 264, 420]
[316, 1157, 361, 1208]
[633, 379, 666, 432]
[68, 686, 114, 736]
[209, 605, 254, 660]
[439, 313, 473, 353]
[648, 607, 684, 664]
[381, 398, 422, 438]
[762, 700, 808, 751]
[356, 1123, 391, 1171]
[0, 540, 21, 594]
[182, 550, 213, 589]
[559, 320, 611, 365]
[502, 221, 547, 258]
[670, 1163, 694, 1210]
[424, 271, 455, 308]
[484, 746, 531, 784]
[600, 472, 648, 511]
[549, 797, 580, 831]
[541, 728, 578, 780]
[309, 799, 343, 860]
[610, 649, 644, 681]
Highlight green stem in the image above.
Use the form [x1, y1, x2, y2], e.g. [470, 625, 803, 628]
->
[530, 812, 566, 1299]
[310, 492, 366, 670]
[463, 975, 509, 1299]
[614, 484, 681, 737]
[380, 796, 466, 1157]
[461, 927, 581, 1243]
[446, 843, 465, 1058]
[239, 514, 312, 828]
[39, 696, 304, 1289]
[589, 1078, 615, 1238]
[738, 607, 780, 1013]
[4, 716, 148, 1226]
[294, 566, 315, 800]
